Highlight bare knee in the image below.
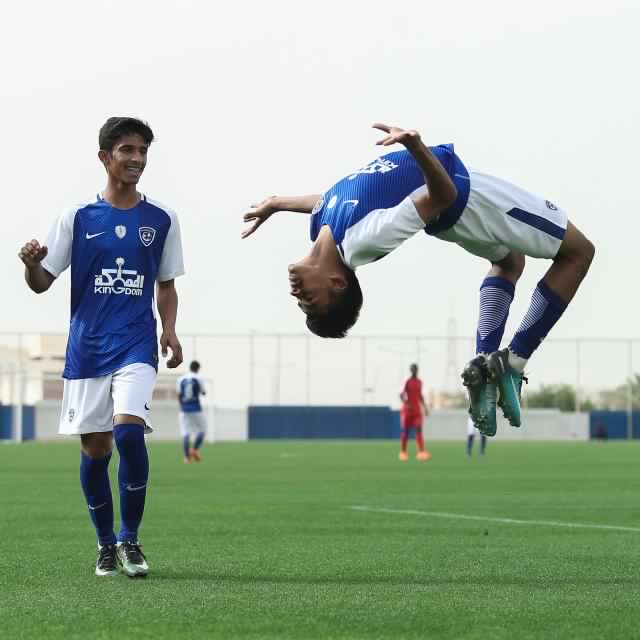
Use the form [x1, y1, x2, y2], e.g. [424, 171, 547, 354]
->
[113, 414, 146, 426]
[490, 252, 525, 283]
[81, 432, 113, 458]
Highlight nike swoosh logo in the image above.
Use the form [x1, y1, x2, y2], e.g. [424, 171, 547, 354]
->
[86, 232, 105, 240]
[126, 484, 147, 492]
[88, 502, 107, 511]
[344, 199, 359, 206]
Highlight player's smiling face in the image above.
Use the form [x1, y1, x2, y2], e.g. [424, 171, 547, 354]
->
[100, 134, 148, 184]
[288, 262, 333, 315]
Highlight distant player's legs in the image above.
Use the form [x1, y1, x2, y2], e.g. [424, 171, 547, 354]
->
[466, 432, 474, 457]
[480, 434, 487, 455]
[414, 424, 431, 461]
[182, 434, 191, 462]
[495, 222, 594, 424]
[80, 432, 118, 576]
[399, 425, 409, 461]
[464, 253, 523, 435]
[190, 432, 205, 462]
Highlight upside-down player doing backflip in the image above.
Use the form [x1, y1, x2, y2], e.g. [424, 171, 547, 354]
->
[241, 122, 594, 436]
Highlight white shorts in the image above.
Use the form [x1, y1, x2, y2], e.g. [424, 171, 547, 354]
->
[436, 170, 569, 262]
[59, 363, 156, 436]
[179, 411, 207, 436]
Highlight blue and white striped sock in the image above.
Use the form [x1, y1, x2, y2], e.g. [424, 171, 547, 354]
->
[508, 280, 567, 367]
[476, 276, 515, 355]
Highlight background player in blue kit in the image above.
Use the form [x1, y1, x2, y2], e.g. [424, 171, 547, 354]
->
[242, 123, 594, 436]
[18, 117, 185, 577]
[177, 360, 208, 463]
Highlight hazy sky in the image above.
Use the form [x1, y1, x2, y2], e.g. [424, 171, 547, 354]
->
[1, 0, 638, 348]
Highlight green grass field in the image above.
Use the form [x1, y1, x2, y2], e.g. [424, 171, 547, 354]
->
[1, 440, 639, 639]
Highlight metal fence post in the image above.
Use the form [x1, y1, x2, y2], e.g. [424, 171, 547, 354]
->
[627, 339, 633, 440]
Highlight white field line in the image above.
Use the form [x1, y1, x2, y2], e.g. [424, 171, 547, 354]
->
[349, 506, 640, 533]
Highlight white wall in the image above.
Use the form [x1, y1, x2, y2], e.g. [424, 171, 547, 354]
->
[425, 409, 590, 441]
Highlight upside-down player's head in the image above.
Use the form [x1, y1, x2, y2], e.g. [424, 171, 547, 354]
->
[288, 259, 363, 338]
[98, 117, 154, 185]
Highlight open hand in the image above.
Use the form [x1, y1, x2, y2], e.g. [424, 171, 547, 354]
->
[241, 197, 277, 239]
[372, 123, 422, 151]
[18, 239, 48, 269]
[160, 331, 183, 369]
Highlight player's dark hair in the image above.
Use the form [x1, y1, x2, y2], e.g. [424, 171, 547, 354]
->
[305, 268, 363, 339]
[99, 117, 154, 151]
[190, 360, 200, 372]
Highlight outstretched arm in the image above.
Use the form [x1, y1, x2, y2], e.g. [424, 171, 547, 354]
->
[241, 194, 322, 239]
[373, 123, 457, 224]
[18, 239, 55, 293]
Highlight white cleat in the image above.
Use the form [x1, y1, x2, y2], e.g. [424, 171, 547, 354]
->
[117, 541, 149, 578]
[95, 544, 119, 577]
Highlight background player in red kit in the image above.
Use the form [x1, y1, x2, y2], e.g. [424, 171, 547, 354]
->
[399, 363, 431, 461]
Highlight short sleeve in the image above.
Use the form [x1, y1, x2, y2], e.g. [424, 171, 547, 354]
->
[157, 209, 185, 282]
[41, 207, 78, 278]
[341, 195, 426, 269]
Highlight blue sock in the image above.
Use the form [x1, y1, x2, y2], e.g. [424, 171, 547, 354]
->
[480, 435, 487, 455]
[183, 435, 191, 457]
[114, 424, 149, 543]
[476, 277, 515, 354]
[193, 432, 205, 450]
[466, 434, 474, 456]
[80, 452, 116, 547]
[509, 280, 567, 359]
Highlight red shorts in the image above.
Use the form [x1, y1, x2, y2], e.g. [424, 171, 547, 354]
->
[400, 406, 423, 429]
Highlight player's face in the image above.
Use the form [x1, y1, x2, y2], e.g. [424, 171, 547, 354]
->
[101, 134, 148, 184]
[288, 262, 332, 315]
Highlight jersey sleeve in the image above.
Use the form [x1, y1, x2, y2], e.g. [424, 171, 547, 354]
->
[157, 209, 185, 282]
[341, 194, 426, 269]
[40, 207, 78, 278]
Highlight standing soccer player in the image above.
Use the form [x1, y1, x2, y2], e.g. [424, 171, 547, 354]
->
[241, 122, 594, 437]
[18, 117, 184, 577]
[177, 360, 208, 463]
[399, 363, 431, 461]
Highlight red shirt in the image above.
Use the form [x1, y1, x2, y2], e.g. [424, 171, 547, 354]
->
[404, 377, 423, 409]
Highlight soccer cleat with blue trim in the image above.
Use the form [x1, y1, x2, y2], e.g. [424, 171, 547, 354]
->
[487, 348, 526, 427]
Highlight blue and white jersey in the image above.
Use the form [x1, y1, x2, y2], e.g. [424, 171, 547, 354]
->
[176, 374, 204, 413]
[309, 145, 470, 269]
[42, 195, 185, 379]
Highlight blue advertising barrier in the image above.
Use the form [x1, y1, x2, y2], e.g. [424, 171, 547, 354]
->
[589, 411, 640, 439]
[0, 406, 35, 441]
[249, 406, 400, 439]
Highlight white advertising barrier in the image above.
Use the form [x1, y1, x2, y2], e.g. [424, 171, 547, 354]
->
[424, 409, 590, 441]
[34, 401, 248, 442]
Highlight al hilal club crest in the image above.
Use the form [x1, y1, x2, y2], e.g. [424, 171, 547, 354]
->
[139, 226, 156, 247]
[115, 225, 127, 239]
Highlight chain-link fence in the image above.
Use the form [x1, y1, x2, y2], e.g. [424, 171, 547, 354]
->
[1, 332, 638, 414]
